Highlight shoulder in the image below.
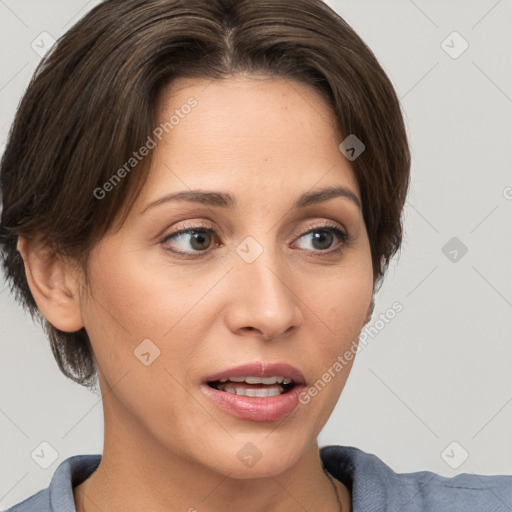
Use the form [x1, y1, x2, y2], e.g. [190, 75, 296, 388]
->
[320, 445, 512, 512]
[5, 454, 101, 512]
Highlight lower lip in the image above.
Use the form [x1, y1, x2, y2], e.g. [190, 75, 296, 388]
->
[201, 383, 306, 422]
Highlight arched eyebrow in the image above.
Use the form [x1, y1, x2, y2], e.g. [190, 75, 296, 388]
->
[141, 185, 361, 214]
[293, 186, 361, 209]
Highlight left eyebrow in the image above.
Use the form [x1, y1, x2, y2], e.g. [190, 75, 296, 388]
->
[141, 185, 361, 214]
[293, 186, 361, 210]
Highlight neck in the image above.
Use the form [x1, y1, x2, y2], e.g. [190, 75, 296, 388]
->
[73, 383, 350, 512]
[73, 420, 349, 511]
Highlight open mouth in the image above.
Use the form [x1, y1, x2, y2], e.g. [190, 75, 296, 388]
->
[202, 365, 306, 421]
[207, 376, 296, 397]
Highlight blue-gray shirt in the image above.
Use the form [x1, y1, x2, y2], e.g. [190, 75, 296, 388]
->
[6, 445, 512, 511]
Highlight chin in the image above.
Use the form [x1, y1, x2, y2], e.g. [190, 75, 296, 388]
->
[193, 430, 315, 479]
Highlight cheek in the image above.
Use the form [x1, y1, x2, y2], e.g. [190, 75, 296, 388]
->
[80, 249, 207, 432]
[303, 248, 373, 393]
[80, 243, 227, 375]
[320, 253, 373, 340]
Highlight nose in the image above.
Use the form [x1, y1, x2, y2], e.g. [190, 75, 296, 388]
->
[225, 244, 304, 341]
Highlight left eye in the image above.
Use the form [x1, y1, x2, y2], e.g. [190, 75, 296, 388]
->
[295, 225, 348, 252]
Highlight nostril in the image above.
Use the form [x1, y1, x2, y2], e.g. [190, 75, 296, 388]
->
[241, 327, 271, 340]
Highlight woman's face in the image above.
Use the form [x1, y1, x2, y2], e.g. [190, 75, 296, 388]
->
[78, 74, 374, 477]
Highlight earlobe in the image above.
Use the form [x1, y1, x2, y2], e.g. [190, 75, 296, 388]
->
[16, 236, 84, 332]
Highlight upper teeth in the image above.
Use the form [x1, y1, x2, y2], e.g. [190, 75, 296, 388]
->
[218, 376, 292, 385]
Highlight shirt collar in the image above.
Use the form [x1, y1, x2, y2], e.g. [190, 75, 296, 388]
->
[49, 454, 101, 511]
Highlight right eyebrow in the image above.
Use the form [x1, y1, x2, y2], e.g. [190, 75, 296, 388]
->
[141, 190, 235, 214]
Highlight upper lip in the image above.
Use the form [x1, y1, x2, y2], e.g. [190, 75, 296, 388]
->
[203, 362, 306, 385]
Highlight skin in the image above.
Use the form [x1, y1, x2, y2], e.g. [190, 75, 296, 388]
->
[19, 73, 374, 512]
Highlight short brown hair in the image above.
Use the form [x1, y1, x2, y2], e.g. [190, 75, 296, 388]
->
[0, 0, 410, 389]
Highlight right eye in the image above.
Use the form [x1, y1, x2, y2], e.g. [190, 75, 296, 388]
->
[159, 223, 221, 256]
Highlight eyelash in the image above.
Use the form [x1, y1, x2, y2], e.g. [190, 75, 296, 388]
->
[159, 220, 351, 258]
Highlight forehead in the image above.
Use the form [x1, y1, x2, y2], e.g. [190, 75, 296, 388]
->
[155, 73, 340, 141]
[139, 74, 359, 207]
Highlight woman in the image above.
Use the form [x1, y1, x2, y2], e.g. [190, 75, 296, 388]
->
[1, 0, 510, 511]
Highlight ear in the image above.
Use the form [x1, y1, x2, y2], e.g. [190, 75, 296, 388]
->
[17, 236, 84, 332]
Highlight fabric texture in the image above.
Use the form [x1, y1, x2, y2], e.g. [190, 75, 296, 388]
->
[6, 445, 512, 511]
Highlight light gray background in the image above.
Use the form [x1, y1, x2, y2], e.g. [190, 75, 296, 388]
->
[1, 0, 511, 509]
